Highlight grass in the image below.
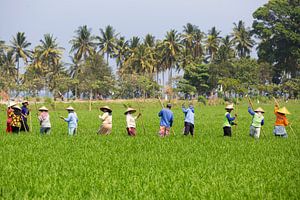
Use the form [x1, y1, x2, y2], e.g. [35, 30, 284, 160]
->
[0, 100, 299, 199]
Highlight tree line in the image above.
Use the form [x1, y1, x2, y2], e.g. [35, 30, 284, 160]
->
[0, 0, 299, 100]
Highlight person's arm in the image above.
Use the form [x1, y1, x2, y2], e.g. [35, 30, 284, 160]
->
[226, 113, 235, 122]
[283, 117, 289, 126]
[261, 119, 264, 126]
[64, 114, 71, 122]
[182, 106, 187, 113]
[248, 107, 255, 116]
[158, 110, 162, 117]
[170, 114, 174, 127]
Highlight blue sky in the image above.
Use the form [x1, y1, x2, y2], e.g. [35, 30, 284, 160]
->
[0, 0, 268, 64]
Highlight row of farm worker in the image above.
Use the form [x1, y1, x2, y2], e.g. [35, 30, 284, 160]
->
[4, 100, 292, 138]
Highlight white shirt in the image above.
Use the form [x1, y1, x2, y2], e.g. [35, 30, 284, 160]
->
[99, 112, 112, 125]
[126, 114, 137, 128]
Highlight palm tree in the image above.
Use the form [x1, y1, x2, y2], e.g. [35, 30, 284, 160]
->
[10, 32, 31, 84]
[144, 34, 155, 47]
[97, 25, 118, 65]
[70, 25, 96, 61]
[0, 50, 17, 96]
[68, 55, 82, 98]
[114, 36, 129, 69]
[214, 35, 235, 63]
[160, 29, 183, 85]
[232, 20, 254, 58]
[205, 27, 221, 62]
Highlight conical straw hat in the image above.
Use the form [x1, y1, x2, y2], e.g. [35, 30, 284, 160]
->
[7, 101, 17, 108]
[277, 107, 291, 115]
[100, 106, 112, 112]
[39, 106, 48, 111]
[254, 107, 265, 113]
[66, 106, 75, 111]
[12, 105, 21, 110]
[225, 104, 234, 110]
[124, 107, 136, 115]
[22, 100, 29, 104]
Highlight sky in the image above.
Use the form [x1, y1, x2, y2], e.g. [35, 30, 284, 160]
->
[0, 0, 268, 65]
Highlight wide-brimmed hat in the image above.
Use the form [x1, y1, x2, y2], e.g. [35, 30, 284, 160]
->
[12, 105, 21, 110]
[66, 106, 75, 111]
[7, 101, 17, 108]
[277, 107, 291, 115]
[254, 107, 265, 113]
[100, 106, 112, 112]
[124, 107, 136, 115]
[39, 106, 48, 111]
[225, 104, 234, 110]
[22, 100, 29, 105]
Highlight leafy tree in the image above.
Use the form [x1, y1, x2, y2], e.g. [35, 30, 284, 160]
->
[0, 50, 17, 96]
[97, 25, 118, 64]
[114, 36, 129, 69]
[205, 27, 221, 62]
[252, 0, 300, 79]
[70, 25, 96, 61]
[232, 20, 254, 58]
[214, 35, 235, 63]
[10, 32, 31, 84]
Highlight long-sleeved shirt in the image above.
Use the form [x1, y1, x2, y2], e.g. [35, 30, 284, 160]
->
[64, 112, 78, 128]
[223, 112, 235, 127]
[99, 112, 112, 125]
[182, 106, 194, 124]
[21, 106, 29, 122]
[158, 108, 173, 128]
[274, 105, 289, 126]
[38, 112, 51, 128]
[126, 114, 137, 128]
[248, 107, 264, 127]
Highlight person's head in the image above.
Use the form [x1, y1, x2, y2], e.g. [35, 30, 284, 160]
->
[277, 107, 290, 116]
[66, 106, 75, 113]
[189, 103, 194, 108]
[100, 106, 112, 113]
[22, 101, 29, 107]
[13, 105, 21, 114]
[225, 104, 234, 112]
[166, 103, 172, 109]
[254, 107, 265, 115]
[124, 108, 136, 115]
[39, 106, 49, 113]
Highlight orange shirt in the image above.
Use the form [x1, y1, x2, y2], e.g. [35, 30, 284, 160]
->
[274, 105, 289, 126]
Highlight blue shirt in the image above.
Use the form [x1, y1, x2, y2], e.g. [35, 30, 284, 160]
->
[158, 108, 174, 128]
[182, 106, 194, 124]
[64, 112, 78, 128]
[248, 107, 264, 125]
[21, 106, 29, 122]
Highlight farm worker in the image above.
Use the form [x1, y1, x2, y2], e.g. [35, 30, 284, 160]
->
[273, 102, 290, 138]
[11, 105, 22, 133]
[20, 100, 30, 132]
[98, 106, 113, 135]
[38, 106, 51, 135]
[158, 103, 174, 137]
[124, 107, 141, 136]
[248, 106, 265, 139]
[6, 101, 16, 133]
[182, 103, 195, 136]
[223, 104, 237, 137]
[60, 106, 78, 136]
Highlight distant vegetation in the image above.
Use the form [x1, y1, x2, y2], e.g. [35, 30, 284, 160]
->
[0, 0, 299, 100]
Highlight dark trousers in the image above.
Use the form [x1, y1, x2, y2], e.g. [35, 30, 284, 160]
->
[20, 121, 29, 132]
[223, 126, 232, 137]
[184, 122, 194, 136]
[12, 126, 20, 133]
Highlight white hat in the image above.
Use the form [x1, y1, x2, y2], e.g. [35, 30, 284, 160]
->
[254, 107, 265, 113]
[66, 106, 75, 111]
[124, 107, 136, 115]
[13, 105, 21, 110]
[39, 106, 49, 111]
[7, 101, 17, 108]
[225, 104, 234, 110]
[100, 106, 112, 112]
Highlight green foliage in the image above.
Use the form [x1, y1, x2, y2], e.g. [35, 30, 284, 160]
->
[252, 0, 300, 78]
[197, 95, 207, 105]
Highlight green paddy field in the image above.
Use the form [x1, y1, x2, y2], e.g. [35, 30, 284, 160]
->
[0, 100, 299, 199]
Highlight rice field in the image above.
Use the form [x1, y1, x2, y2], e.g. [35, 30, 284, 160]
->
[0, 100, 299, 199]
